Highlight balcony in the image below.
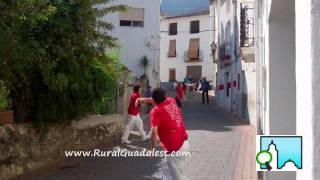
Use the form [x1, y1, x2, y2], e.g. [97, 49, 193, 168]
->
[240, 3, 255, 63]
[214, 42, 232, 65]
[240, 46, 255, 63]
[184, 50, 203, 62]
[167, 52, 177, 58]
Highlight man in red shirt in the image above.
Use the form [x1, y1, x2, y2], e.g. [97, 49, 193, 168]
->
[121, 85, 148, 144]
[175, 83, 184, 108]
[137, 87, 189, 180]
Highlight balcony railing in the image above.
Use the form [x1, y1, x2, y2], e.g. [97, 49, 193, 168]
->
[184, 50, 203, 62]
[240, 46, 255, 63]
[240, 2, 255, 63]
[167, 51, 177, 58]
[216, 42, 232, 65]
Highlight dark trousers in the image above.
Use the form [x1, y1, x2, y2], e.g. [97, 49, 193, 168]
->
[202, 90, 209, 103]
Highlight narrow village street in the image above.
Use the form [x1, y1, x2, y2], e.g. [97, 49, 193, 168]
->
[1, 0, 320, 179]
[17, 92, 257, 180]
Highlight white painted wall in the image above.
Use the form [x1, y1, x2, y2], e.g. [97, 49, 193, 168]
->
[239, 62, 256, 125]
[215, 0, 234, 111]
[311, 0, 320, 178]
[159, 14, 215, 83]
[214, 0, 256, 127]
[257, 0, 296, 136]
[102, 0, 160, 87]
[256, 0, 296, 179]
[296, 1, 313, 179]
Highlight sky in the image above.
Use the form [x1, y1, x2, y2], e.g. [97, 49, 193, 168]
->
[160, 0, 210, 18]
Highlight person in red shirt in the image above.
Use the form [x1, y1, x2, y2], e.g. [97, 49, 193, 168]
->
[175, 83, 184, 108]
[137, 87, 189, 180]
[121, 85, 148, 144]
[182, 83, 188, 102]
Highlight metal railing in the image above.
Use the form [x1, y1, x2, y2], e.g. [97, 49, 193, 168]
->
[167, 52, 177, 58]
[184, 50, 203, 62]
[219, 42, 231, 60]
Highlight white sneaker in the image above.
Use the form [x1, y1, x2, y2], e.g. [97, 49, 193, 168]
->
[121, 139, 131, 144]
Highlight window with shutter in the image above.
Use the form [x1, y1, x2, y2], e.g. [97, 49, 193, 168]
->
[168, 40, 177, 57]
[187, 38, 200, 60]
[119, 8, 144, 27]
[169, 23, 177, 35]
[190, 20, 200, 34]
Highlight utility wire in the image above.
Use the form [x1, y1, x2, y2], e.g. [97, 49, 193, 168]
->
[160, 29, 218, 33]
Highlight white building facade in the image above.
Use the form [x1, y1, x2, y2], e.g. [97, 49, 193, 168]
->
[159, 13, 216, 84]
[212, 0, 256, 126]
[255, 0, 320, 179]
[102, 0, 160, 87]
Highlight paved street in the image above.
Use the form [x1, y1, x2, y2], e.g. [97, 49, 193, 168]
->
[17, 92, 256, 180]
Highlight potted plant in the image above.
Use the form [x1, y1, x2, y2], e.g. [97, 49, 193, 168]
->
[139, 55, 150, 78]
[0, 80, 13, 125]
[138, 56, 150, 94]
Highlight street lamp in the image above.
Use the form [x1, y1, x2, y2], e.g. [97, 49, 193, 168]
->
[210, 42, 217, 56]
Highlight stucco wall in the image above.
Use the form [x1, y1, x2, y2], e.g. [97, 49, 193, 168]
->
[256, 0, 296, 136]
[311, 0, 320, 179]
[102, 0, 160, 87]
[215, 0, 256, 128]
[268, 23, 296, 135]
[256, 0, 296, 179]
[215, 0, 234, 111]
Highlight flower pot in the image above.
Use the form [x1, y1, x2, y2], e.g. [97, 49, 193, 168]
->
[0, 111, 14, 125]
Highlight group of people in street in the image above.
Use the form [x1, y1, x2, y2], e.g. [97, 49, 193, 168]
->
[120, 75, 213, 179]
[175, 75, 213, 105]
[121, 84, 189, 180]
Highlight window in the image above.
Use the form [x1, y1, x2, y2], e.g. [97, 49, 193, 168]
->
[190, 20, 200, 34]
[227, 83, 230, 97]
[132, 21, 144, 27]
[119, 8, 144, 27]
[168, 40, 177, 57]
[169, 23, 177, 35]
[225, 72, 229, 97]
[187, 38, 200, 60]
[120, 20, 131, 26]
[169, 69, 176, 81]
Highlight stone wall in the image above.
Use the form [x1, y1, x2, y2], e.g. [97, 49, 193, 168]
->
[0, 114, 125, 180]
[0, 71, 132, 180]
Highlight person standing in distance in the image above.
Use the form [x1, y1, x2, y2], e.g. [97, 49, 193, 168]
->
[201, 77, 211, 104]
[175, 83, 184, 108]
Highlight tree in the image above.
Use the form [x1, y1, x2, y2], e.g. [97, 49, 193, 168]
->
[0, 0, 126, 124]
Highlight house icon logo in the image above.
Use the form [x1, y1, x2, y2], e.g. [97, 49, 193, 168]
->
[256, 136, 303, 171]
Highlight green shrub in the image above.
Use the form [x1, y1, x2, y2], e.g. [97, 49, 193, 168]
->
[0, 80, 10, 111]
[0, 0, 126, 124]
[93, 50, 124, 115]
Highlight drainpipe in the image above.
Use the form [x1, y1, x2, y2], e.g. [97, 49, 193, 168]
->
[217, 0, 221, 105]
[255, 1, 262, 134]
